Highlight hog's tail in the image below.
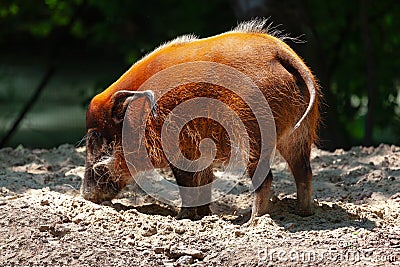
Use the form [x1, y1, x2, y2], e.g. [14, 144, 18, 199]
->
[276, 46, 316, 132]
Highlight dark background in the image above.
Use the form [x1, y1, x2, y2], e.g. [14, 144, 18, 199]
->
[0, 0, 399, 150]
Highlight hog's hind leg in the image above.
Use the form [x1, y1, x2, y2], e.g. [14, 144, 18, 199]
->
[279, 142, 314, 216]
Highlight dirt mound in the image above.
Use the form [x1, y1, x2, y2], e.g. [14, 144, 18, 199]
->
[0, 144, 399, 266]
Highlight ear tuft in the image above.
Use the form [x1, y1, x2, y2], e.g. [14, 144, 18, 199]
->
[141, 90, 158, 118]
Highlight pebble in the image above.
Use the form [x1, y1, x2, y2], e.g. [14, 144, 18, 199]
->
[142, 226, 157, 237]
[371, 209, 384, 219]
[391, 192, 400, 200]
[284, 223, 295, 230]
[125, 238, 135, 245]
[101, 200, 113, 206]
[203, 215, 219, 222]
[39, 225, 50, 232]
[174, 227, 185, 235]
[168, 246, 204, 260]
[72, 213, 86, 224]
[330, 176, 343, 183]
[271, 195, 279, 203]
[40, 199, 50, 206]
[162, 260, 175, 267]
[154, 247, 165, 254]
[358, 191, 372, 200]
[19, 203, 29, 209]
[176, 255, 194, 265]
[234, 230, 245, 237]
[142, 250, 151, 256]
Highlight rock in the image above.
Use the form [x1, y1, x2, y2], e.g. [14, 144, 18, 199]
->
[271, 194, 279, 203]
[49, 225, 70, 237]
[141, 250, 151, 256]
[19, 203, 29, 209]
[174, 227, 185, 235]
[284, 223, 295, 230]
[370, 208, 384, 219]
[60, 215, 71, 223]
[154, 247, 165, 254]
[203, 215, 219, 223]
[358, 191, 372, 200]
[39, 225, 50, 232]
[176, 255, 194, 265]
[167, 246, 204, 260]
[182, 248, 204, 259]
[162, 260, 175, 267]
[72, 213, 86, 224]
[330, 176, 343, 183]
[391, 192, 400, 200]
[101, 200, 113, 206]
[234, 230, 245, 237]
[40, 199, 50, 206]
[125, 238, 135, 245]
[142, 226, 157, 237]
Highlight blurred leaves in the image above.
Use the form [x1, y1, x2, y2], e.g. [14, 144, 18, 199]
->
[0, 0, 399, 148]
[0, 0, 235, 58]
[305, 0, 400, 147]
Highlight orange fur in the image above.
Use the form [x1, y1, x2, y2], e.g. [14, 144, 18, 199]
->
[82, 19, 321, 217]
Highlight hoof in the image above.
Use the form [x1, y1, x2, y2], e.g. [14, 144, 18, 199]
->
[177, 208, 199, 220]
[251, 201, 271, 218]
[196, 205, 212, 217]
[177, 206, 211, 220]
[295, 206, 314, 217]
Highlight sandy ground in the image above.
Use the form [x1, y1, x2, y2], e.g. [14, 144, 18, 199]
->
[0, 144, 399, 266]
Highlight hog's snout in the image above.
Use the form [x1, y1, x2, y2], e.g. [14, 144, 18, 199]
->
[81, 187, 118, 204]
[81, 174, 120, 204]
[81, 157, 120, 204]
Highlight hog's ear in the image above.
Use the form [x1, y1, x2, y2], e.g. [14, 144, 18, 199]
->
[111, 90, 157, 124]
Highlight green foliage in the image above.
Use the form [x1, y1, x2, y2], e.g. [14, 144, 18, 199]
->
[0, 0, 235, 58]
[306, 0, 400, 147]
[0, 0, 399, 148]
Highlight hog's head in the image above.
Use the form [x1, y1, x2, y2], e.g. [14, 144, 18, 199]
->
[81, 89, 156, 203]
